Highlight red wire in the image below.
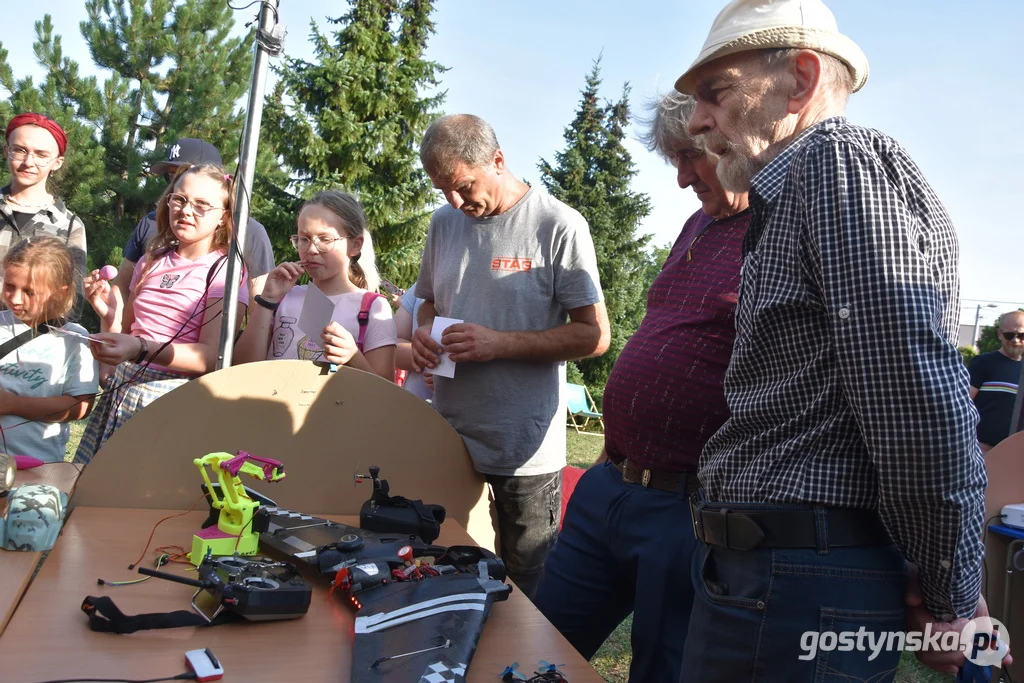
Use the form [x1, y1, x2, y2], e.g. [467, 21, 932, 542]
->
[153, 545, 193, 565]
[128, 492, 207, 568]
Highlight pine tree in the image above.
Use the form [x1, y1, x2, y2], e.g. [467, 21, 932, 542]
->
[1, 17, 112, 268]
[539, 60, 653, 402]
[3, 3, 261, 267]
[78, 0, 254, 257]
[261, 0, 446, 286]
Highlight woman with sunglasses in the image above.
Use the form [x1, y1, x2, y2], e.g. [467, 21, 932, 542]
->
[968, 310, 1024, 453]
[73, 163, 249, 464]
[234, 189, 396, 380]
[1, 113, 87, 316]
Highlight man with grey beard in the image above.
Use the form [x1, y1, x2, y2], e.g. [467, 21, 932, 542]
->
[672, 0, 1000, 680]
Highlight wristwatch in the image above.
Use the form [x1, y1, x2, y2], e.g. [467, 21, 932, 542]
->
[134, 336, 149, 364]
[254, 295, 280, 312]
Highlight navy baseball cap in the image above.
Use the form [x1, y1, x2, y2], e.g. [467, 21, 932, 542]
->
[150, 138, 222, 175]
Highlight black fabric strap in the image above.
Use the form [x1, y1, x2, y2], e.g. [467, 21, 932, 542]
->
[0, 321, 55, 362]
[81, 595, 239, 634]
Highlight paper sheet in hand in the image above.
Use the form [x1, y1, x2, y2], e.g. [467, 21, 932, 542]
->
[45, 325, 115, 346]
[429, 316, 462, 379]
[297, 284, 335, 346]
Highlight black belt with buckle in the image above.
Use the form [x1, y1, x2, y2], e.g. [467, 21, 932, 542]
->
[689, 497, 891, 551]
[613, 458, 700, 495]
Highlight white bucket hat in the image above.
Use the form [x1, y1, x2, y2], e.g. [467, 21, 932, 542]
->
[675, 0, 869, 94]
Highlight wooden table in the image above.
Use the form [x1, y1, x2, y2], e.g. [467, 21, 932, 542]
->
[1, 507, 605, 683]
[0, 463, 83, 635]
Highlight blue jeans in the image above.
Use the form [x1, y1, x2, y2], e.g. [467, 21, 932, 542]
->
[486, 471, 562, 600]
[681, 500, 906, 682]
[534, 462, 698, 683]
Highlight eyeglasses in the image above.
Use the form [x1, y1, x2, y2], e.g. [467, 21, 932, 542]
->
[1001, 332, 1024, 341]
[290, 234, 344, 252]
[6, 145, 57, 165]
[167, 193, 225, 217]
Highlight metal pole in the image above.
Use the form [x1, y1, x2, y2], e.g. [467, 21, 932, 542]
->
[217, 0, 279, 370]
[972, 304, 982, 350]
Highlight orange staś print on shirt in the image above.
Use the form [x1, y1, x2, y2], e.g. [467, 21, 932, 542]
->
[491, 257, 532, 272]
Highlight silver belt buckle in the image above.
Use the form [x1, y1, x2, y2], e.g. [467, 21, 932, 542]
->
[641, 468, 651, 487]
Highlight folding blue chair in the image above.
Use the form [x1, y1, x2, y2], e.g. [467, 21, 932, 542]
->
[566, 383, 604, 435]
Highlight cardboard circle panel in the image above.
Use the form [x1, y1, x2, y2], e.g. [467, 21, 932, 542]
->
[71, 360, 494, 549]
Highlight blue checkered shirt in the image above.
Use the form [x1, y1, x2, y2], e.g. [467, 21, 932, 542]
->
[700, 117, 987, 619]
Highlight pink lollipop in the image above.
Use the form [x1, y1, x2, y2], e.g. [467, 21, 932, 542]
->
[99, 265, 118, 281]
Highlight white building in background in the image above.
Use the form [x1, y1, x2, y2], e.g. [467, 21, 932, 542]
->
[958, 324, 978, 349]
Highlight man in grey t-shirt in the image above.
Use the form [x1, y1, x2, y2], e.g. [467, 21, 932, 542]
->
[412, 114, 609, 598]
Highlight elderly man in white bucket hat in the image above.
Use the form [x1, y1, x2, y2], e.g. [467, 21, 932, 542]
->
[674, 1, 1004, 680]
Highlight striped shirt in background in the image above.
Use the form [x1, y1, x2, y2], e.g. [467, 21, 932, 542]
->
[968, 350, 1021, 446]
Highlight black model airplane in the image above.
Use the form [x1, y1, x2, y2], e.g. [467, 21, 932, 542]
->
[252, 481, 512, 683]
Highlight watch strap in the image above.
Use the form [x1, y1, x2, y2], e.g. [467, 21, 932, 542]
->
[134, 336, 149, 364]
[254, 295, 280, 312]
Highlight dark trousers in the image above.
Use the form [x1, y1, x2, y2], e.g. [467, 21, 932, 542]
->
[533, 462, 698, 683]
[485, 470, 562, 600]
[681, 500, 906, 682]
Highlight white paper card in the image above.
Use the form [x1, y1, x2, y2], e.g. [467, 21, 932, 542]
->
[429, 316, 462, 379]
[297, 284, 335, 345]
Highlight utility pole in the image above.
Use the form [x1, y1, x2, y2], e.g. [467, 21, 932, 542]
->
[972, 303, 997, 350]
[217, 0, 282, 370]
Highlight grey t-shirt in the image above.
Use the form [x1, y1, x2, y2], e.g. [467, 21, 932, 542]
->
[415, 187, 603, 476]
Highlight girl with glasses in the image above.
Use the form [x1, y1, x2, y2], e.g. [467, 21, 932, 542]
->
[73, 164, 249, 464]
[234, 190, 396, 380]
[1, 113, 87, 316]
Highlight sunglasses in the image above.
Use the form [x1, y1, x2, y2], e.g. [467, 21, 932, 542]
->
[1001, 332, 1024, 341]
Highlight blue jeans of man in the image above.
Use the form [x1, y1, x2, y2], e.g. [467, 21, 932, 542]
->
[486, 471, 562, 600]
[533, 461, 699, 683]
[681, 499, 907, 682]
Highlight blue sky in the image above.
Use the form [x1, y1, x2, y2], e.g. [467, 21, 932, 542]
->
[3, 0, 1021, 327]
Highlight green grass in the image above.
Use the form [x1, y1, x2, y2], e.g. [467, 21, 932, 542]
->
[64, 419, 87, 461]
[566, 426, 605, 468]
[562, 429, 955, 683]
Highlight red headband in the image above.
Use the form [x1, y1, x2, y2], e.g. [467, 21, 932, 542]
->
[5, 113, 67, 156]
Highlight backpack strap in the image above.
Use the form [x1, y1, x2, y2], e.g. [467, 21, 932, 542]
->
[0, 319, 61, 362]
[356, 291, 384, 353]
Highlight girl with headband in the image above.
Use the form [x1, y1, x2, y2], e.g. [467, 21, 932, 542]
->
[1, 113, 87, 315]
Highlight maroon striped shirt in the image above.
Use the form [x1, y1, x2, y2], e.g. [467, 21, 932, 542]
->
[603, 208, 749, 472]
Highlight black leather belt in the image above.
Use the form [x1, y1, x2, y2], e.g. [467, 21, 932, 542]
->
[613, 458, 700, 495]
[689, 497, 891, 551]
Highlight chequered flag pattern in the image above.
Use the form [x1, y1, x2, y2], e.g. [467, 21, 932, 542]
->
[419, 660, 466, 683]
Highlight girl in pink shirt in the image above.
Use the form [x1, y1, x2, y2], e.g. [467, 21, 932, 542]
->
[74, 164, 248, 463]
[235, 190, 395, 380]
